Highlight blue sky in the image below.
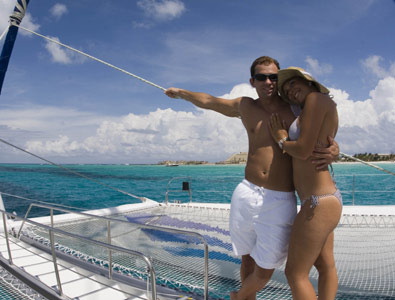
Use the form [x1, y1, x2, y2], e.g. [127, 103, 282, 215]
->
[0, 0, 395, 164]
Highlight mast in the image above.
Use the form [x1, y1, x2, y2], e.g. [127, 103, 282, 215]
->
[0, 0, 30, 94]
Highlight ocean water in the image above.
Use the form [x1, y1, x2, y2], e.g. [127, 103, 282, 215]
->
[0, 163, 394, 217]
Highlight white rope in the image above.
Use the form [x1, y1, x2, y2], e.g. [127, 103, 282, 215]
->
[0, 26, 9, 42]
[340, 152, 395, 176]
[0, 138, 147, 202]
[0, 0, 27, 41]
[14, 24, 166, 91]
[9, 0, 27, 26]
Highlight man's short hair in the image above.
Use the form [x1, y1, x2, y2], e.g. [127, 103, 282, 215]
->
[250, 56, 280, 77]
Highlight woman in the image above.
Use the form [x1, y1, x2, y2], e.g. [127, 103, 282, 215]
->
[269, 67, 342, 300]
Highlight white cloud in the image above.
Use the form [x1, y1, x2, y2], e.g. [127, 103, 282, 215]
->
[361, 55, 395, 79]
[219, 83, 258, 99]
[305, 56, 333, 76]
[20, 108, 246, 163]
[331, 76, 395, 155]
[0, 0, 40, 37]
[2, 75, 395, 163]
[0, 105, 108, 137]
[0, 0, 14, 30]
[27, 135, 81, 155]
[19, 12, 40, 36]
[137, 0, 186, 21]
[369, 77, 395, 121]
[331, 88, 378, 128]
[0, 1, 80, 66]
[44, 36, 86, 64]
[0, 104, 111, 162]
[50, 4, 68, 19]
[132, 21, 153, 29]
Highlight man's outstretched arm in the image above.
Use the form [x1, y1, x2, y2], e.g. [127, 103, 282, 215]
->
[311, 136, 340, 170]
[165, 87, 241, 117]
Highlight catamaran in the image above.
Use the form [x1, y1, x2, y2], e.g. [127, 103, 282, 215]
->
[0, 1, 394, 299]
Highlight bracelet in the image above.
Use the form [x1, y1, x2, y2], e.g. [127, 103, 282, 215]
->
[278, 137, 288, 149]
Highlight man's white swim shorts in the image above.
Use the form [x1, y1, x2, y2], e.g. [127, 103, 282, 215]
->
[251, 188, 297, 269]
[229, 179, 265, 256]
[229, 179, 297, 269]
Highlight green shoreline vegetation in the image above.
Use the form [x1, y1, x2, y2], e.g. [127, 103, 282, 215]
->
[158, 153, 395, 165]
[340, 153, 395, 162]
[157, 160, 209, 165]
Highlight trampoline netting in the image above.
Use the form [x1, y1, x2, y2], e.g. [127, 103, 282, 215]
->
[21, 202, 395, 299]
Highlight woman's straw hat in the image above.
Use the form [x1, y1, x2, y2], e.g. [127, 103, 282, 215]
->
[278, 67, 329, 101]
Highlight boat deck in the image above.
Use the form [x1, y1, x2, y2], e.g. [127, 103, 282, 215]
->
[1, 201, 395, 299]
[0, 226, 190, 299]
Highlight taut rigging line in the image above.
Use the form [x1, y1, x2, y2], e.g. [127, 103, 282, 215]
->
[0, 138, 148, 202]
[14, 23, 167, 91]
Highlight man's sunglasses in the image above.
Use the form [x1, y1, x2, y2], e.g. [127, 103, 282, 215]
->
[253, 73, 278, 82]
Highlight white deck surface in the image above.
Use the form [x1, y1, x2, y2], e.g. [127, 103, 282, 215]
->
[0, 232, 179, 300]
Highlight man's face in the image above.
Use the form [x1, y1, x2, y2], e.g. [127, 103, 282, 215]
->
[250, 63, 279, 98]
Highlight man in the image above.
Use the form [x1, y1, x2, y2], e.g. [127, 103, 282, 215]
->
[165, 56, 337, 299]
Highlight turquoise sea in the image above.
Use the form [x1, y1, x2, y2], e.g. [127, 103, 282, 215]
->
[0, 163, 394, 218]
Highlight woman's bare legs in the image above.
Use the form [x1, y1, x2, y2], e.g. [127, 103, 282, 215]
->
[285, 196, 342, 300]
[314, 232, 338, 300]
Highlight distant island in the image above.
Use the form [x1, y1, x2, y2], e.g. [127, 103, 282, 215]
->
[340, 153, 395, 162]
[158, 160, 209, 165]
[157, 152, 395, 165]
[218, 152, 248, 164]
[158, 152, 248, 165]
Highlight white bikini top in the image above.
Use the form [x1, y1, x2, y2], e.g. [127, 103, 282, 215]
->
[289, 117, 300, 141]
[289, 104, 301, 141]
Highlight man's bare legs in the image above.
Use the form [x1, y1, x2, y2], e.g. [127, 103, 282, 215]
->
[231, 263, 274, 300]
[239, 255, 256, 300]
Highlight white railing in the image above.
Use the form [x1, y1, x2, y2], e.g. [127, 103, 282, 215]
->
[1, 208, 158, 300]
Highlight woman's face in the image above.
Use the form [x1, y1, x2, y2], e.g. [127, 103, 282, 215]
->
[282, 77, 311, 105]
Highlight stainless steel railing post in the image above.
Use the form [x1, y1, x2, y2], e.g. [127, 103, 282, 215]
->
[2, 212, 13, 264]
[107, 220, 113, 279]
[142, 256, 157, 300]
[49, 229, 63, 296]
[203, 242, 209, 300]
[50, 208, 54, 227]
[18, 203, 34, 238]
[150, 267, 157, 300]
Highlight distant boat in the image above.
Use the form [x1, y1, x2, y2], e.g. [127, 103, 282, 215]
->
[166, 163, 179, 167]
